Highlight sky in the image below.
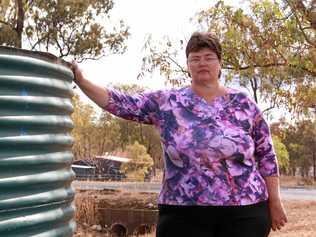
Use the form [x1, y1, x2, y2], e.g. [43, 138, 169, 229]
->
[74, 0, 289, 122]
[77, 0, 242, 105]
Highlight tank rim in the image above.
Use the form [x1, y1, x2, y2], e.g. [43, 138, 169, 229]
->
[0, 46, 71, 69]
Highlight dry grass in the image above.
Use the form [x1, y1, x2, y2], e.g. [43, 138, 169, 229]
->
[75, 190, 102, 226]
[74, 189, 158, 236]
[280, 176, 316, 188]
[74, 188, 316, 237]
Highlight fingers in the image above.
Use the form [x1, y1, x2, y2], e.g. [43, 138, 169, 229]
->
[269, 200, 288, 232]
[284, 214, 288, 223]
[71, 60, 78, 68]
[271, 222, 277, 231]
[271, 215, 288, 231]
[70, 60, 80, 83]
[271, 221, 282, 231]
[277, 221, 284, 230]
[70, 60, 78, 73]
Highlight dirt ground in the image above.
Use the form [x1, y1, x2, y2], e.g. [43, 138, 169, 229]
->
[74, 188, 316, 237]
[269, 200, 316, 237]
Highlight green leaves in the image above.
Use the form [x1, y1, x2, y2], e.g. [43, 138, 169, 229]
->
[272, 136, 290, 173]
[0, 0, 129, 61]
[0, 24, 18, 46]
[139, 0, 315, 115]
[282, 118, 316, 178]
[121, 141, 154, 181]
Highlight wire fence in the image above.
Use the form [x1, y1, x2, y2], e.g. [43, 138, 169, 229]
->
[74, 173, 127, 181]
[72, 179, 162, 193]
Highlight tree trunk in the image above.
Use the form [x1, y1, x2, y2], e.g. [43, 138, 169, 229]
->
[311, 0, 316, 29]
[313, 150, 316, 181]
[15, 0, 24, 48]
[250, 76, 259, 103]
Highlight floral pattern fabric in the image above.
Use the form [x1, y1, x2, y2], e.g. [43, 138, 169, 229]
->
[104, 86, 279, 206]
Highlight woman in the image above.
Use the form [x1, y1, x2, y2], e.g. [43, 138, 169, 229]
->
[72, 32, 287, 237]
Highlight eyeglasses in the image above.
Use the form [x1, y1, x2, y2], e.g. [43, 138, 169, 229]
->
[188, 57, 218, 65]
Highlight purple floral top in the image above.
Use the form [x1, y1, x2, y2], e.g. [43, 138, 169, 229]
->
[104, 86, 279, 206]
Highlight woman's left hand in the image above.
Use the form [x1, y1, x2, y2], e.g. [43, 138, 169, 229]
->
[269, 199, 288, 231]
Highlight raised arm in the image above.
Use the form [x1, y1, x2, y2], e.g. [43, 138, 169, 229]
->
[71, 61, 161, 125]
[71, 61, 110, 108]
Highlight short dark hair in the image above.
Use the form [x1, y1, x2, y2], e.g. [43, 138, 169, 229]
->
[185, 32, 222, 61]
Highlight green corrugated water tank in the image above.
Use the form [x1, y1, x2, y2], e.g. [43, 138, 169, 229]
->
[0, 46, 76, 237]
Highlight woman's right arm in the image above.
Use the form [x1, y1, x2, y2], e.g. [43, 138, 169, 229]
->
[71, 61, 109, 108]
[71, 61, 161, 125]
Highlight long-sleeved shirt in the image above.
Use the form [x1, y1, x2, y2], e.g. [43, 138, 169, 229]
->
[104, 86, 279, 206]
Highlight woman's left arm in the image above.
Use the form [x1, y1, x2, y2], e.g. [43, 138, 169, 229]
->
[264, 176, 288, 231]
[252, 110, 288, 231]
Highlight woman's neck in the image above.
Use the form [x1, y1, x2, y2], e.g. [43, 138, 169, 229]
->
[191, 81, 227, 103]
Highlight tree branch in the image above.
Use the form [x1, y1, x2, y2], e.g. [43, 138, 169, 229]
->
[300, 67, 316, 77]
[223, 62, 286, 70]
[263, 82, 283, 114]
[253, 77, 258, 103]
[55, 37, 65, 57]
[166, 55, 188, 78]
[31, 38, 45, 50]
[46, 31, 50, 52]
[77, 55, 105, 62]
[262, 106, 275, 114]
[25, 0, 35, 12]
[261, 92, 277, 114]
[54, 27, 66, 57]
[15, 0, 25, 48]
[223, 63, 316, 77]
[286, 0, 316, 47]
[0, 20, 12, 27]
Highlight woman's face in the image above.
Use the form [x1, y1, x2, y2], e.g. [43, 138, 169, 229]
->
[187, 48, 221, 85]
